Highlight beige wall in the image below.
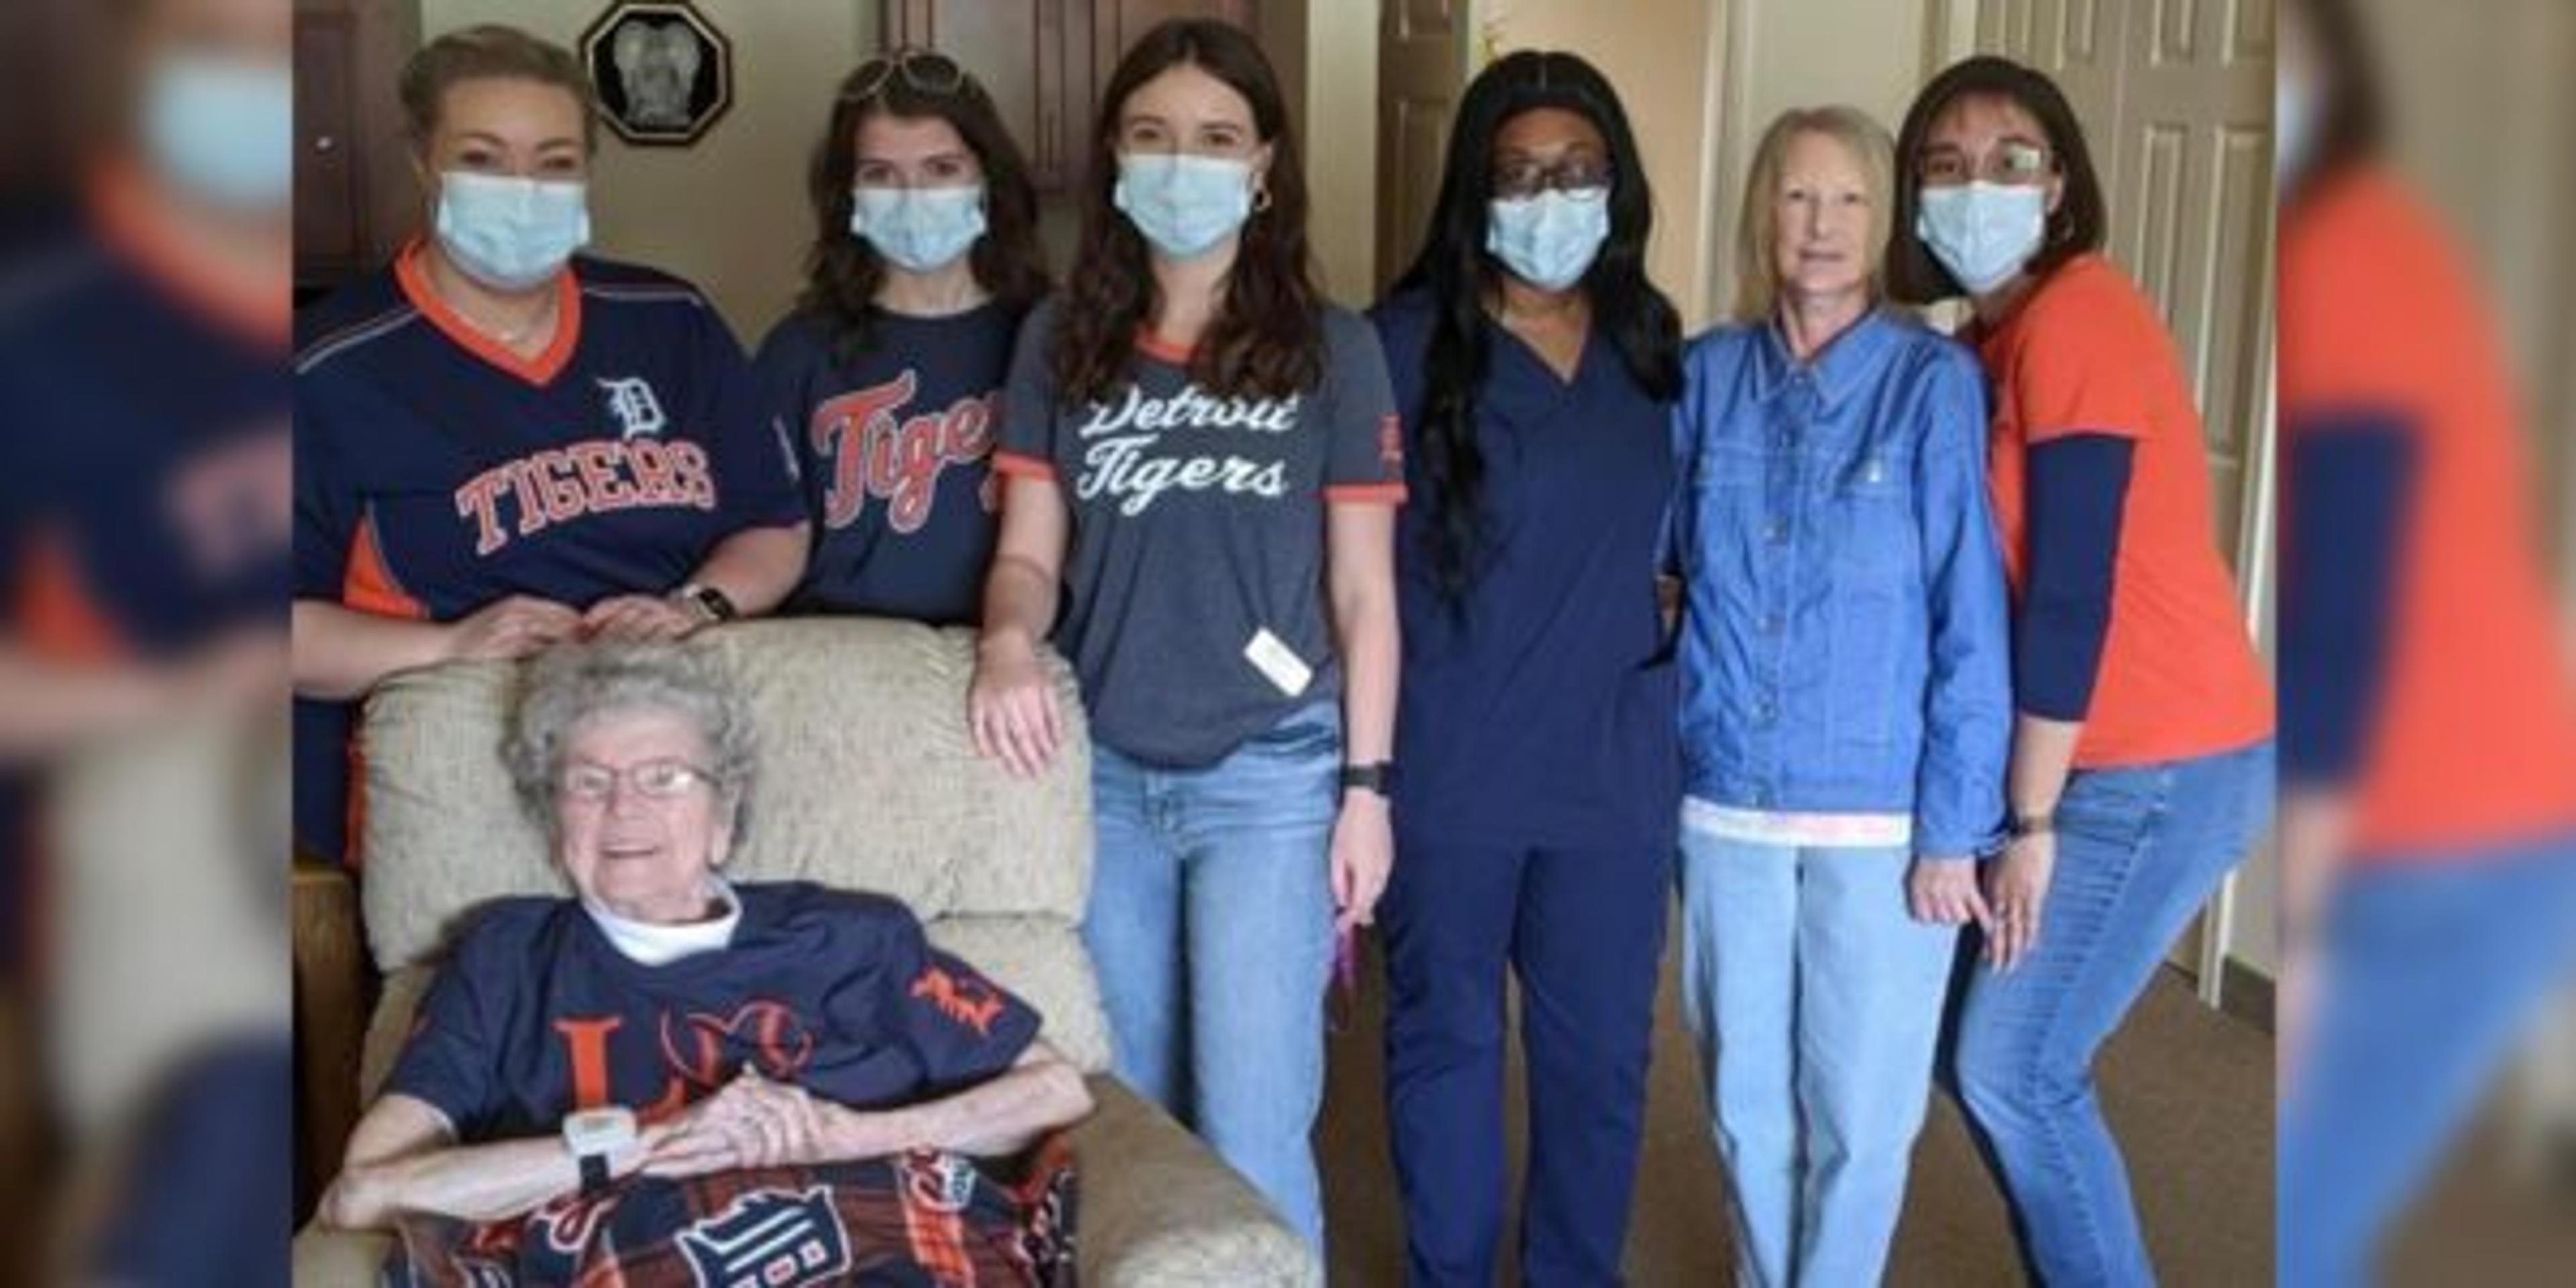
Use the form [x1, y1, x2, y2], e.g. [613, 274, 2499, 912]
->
[1299, 0, 1379, 306]
[421, 0, 877, 341]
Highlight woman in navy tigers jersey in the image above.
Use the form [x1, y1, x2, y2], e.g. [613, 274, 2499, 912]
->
[754, 48, 1046, 623]
[291, 25, 808, 865]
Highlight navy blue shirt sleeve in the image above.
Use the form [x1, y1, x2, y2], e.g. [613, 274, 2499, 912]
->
[381, 909, 512, 1138]
[875, 908, 1041, 1095]
[751, 315, 828, 531]
[290, 388, 356, 602]
[691, 305, 806, 533]
[2016, 434, 2134, 720]
[2279, 410, 2414, 786]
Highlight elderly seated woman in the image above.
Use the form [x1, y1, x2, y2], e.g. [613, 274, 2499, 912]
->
[319, 642, 1093, 1283]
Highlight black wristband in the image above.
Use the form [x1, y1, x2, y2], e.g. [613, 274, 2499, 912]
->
[1339, 761, 1395, 797]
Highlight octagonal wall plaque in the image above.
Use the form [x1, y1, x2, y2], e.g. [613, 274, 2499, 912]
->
[580, 1, 733, 147]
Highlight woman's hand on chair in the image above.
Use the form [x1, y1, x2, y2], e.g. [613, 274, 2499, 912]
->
[968, 633, 1062, 778]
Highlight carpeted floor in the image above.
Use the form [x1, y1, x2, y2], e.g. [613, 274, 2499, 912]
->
[1314, 933, 2275, 1285]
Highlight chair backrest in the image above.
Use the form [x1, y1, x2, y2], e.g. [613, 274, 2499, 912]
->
[354, 618, 1110, 1073]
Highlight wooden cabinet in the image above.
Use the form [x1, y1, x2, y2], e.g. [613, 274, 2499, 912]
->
[881, 0, 1256, 193]
[294, 0, 421, 297]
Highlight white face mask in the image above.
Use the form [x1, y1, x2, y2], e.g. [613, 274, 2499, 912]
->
[1485, 186, 1612, 291]
[1113, 153, 1256, 260]
[850, 183, 987, 272]
[1914, 182, 2047, 295]
[142, 54, 293, 212]
[433, 170, 592, 291]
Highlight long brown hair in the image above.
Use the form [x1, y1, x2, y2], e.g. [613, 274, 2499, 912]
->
[1050, 19, 1321, 407]
[798, 51, 1046, 365]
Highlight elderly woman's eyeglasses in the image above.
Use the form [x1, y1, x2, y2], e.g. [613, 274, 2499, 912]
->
[559, 758, 716, 804]
[1918, 141, 2051, 188]
[845, 47, 969, 103]
[1490, 157, 1614, 201]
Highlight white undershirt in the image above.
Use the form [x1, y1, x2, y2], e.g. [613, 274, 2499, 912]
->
[582, 875, 742, 966]
[1683, 796, 1914, 849]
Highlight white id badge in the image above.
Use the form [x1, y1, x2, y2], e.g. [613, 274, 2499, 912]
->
[1244, 627, 1314, 698]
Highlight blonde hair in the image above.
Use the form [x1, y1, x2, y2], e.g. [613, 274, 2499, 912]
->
[1732, 106, 1896, 322]
[400, 23, 600, 156]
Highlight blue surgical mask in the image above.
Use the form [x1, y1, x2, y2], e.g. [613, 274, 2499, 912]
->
[142, 55, 293, 212]
[850, 184, 987, 272]
[434, 170, 592, 291]
[1114, 154, 1255, 260]
[1915, 182, 2047, 294]
[1485, 187, 1611, 291]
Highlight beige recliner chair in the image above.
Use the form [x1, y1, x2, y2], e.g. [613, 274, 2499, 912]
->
[290, 619, 1316, 1285]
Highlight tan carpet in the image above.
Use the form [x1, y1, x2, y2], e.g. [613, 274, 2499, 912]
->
[1316, 933, 2275, 1285]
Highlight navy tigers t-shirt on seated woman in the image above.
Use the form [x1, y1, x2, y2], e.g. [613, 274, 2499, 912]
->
[385, 881, 1042, 1140]
[755, 302, 1025, 623]
[989, 302, 1405, 768]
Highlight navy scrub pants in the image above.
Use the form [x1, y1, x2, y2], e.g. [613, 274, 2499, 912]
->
[1379, 833, 1671, 1285]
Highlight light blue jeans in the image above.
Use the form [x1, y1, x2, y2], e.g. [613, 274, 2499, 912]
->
[2279, 828, 2576, 1287]
[1945, 739, 2273, 1287]
[1677, 833, 1958, 1287]
[1082, 701, 1340, 1250]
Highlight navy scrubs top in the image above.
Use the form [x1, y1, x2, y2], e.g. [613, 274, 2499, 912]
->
[1372, 289, 1680, 851]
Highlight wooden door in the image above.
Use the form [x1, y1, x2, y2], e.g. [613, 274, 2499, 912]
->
[883, 0, 1082, 190]
[1374, 0, 1471, 297]
[292, 0, 420, 294]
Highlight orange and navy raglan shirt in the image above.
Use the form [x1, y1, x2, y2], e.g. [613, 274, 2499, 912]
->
[1978, 252, 2274, 768]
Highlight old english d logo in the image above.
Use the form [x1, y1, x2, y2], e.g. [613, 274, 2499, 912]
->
[658, 1000, 818, 1089]
[598, 375, 668, 439]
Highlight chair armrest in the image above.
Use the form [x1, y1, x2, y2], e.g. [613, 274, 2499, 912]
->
[290, 857, 370, 1213]
[1073, 1077, 1318, 1287]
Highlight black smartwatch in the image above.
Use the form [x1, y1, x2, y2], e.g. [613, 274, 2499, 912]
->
[1338, 761, 1395, 798]
[674, 582, 739, 625]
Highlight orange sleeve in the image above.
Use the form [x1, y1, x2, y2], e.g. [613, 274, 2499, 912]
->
[990, 449, 1058, 482]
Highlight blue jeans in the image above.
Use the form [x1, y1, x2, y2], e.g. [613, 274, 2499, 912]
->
[1082, 701, 1340, 1249]
[1676, 833, 1957, 1287]
[1945, 739, 2274, 1287]
[2278, 830, 2576, 1287]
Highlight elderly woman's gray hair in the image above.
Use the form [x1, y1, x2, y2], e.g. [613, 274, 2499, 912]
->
[506, 641, 757, 840]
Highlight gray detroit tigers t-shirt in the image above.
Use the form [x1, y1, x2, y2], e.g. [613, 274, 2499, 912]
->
[993, 301, 1405, 767]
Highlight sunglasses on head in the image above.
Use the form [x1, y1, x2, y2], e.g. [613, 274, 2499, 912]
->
[845, 47, 971, 103]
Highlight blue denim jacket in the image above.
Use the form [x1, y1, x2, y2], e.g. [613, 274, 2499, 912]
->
[1672, 309, 2011, 856]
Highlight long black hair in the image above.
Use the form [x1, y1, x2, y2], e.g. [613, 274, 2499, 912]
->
[1393, 50, 1680, 604]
